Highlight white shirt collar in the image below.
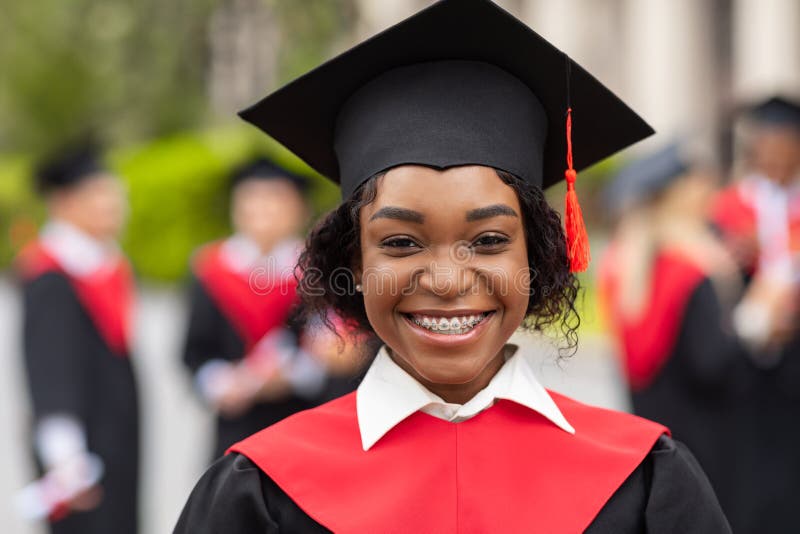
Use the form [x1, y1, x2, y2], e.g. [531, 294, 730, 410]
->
[356, 344, 575, 451]
[220, 234, 301, 275]
[40, 220, 118, 278]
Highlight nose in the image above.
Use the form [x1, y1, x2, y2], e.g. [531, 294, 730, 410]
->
[416, 242, 474, 299]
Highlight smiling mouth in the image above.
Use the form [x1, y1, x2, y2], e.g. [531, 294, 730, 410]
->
[402, 311, 495, 335]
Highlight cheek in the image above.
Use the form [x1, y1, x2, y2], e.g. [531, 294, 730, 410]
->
[484, 249, 530, 319]
[359, 249, 415, 308]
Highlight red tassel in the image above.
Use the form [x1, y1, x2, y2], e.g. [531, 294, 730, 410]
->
[564, 108, 590, 272]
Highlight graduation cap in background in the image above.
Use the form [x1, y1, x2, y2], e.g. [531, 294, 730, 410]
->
[229, 156, 309, 194]
[238, 0, 654, 271]
[34, 143, 106, 196]
[604, 141, 694, 216]
[745, 95, 800, 131]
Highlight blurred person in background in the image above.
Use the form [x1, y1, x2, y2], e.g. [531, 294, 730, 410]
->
[182, 157, 363, 462]
[598, 141, 765, 531]
[711, 96, 800, 532]
[712, 97, 800, 290]
[15, 145, 139, 534]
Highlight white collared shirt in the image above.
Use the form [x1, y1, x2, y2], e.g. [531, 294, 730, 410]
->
[219, 234, 301, 276]
[356, 344, 575, 451]
[737, 174, 800, 282]
[39, 220, 118, 278]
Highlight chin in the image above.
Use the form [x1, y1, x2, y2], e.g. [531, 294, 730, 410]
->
[407, 352, 497, 386]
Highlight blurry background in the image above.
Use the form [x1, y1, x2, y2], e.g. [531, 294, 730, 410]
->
[1, 0, 797, 532]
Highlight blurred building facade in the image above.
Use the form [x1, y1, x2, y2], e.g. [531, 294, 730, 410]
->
[208, 0, 800, 149]
[353, 0, 800, 150]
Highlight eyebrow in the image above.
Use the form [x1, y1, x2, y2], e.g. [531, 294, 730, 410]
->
[465, 204, 519, 221]
[369, 206, 425, 223]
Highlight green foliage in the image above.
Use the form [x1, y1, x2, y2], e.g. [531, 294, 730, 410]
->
[0, 0, 217, 153]
[271, 0, 357, 83]
[0, 155, 41, 268]
[114, 126, 339, 282]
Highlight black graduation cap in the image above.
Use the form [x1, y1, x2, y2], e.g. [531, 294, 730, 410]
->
[230, 156, 308, 193]
[34, 144, 105, 195]
[238, 0, 654, 200]
[746, 95, 800, 131]
[604, 142, 691, 215]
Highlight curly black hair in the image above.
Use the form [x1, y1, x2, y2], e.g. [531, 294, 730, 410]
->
[296, 168, 581, 354]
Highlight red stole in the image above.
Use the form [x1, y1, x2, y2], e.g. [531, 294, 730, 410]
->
[599, 250, 706, 391]
[711, 181, 800, 273]
[711, 185, 758, 245]
[16, 241, 134, 356]
[192, 242, 299, 351]
[230, 391, 668, 533]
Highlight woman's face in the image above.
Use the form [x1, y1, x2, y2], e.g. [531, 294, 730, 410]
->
[358, 165, 530, 400]
[51, 174, 127, 241]
[749, 127, 800, 186]
[232, 178, 307, 249]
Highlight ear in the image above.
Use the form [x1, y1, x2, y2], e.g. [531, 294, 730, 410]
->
[352, 264, 362, 288]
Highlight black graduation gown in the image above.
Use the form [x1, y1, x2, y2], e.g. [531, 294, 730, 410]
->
[628, 278, 754, 530]
[173, 434, 730, 533]
[740, 331, 800, 534]
[22, 271, 139, 534]
[183, 274, 315, 460]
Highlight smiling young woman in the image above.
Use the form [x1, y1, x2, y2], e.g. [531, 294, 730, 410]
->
[302, 164, 577, 406]
[174, 1, 731, 532]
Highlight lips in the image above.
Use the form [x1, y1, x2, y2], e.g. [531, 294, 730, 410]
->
[402, 311, 494, 335]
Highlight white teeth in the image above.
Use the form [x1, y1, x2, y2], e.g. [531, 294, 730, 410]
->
[410, 312, 489, 334]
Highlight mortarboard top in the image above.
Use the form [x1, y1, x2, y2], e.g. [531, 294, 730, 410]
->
[34, 144, 106, 195]
[230, 156, 309, 193]
[604, 142, 692, 215]
[238, 0, 654, 200]
[746, 96, 800, 131]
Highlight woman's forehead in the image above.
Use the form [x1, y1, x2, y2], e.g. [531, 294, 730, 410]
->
[369, 165, 519, 210]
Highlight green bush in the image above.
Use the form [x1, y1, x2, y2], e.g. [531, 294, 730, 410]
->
[0, 155, 42, 269]
[115, 126, 339, 282]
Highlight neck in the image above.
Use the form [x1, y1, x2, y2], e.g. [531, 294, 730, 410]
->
[50, 217, 108, 244]
[241, 233, 278, 256]
[390, 347, 507, 405]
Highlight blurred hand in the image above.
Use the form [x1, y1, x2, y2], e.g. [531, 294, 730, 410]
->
[724, 234, 759, 273]
[736, 276, 799, 351]
[68, 485, 104, 512]
[253, 372, 291, 402]
[47, 453, 104, 515]
[213, 365, 259, 417]
[301, 328, 364, 376]
[215, 361, 296, 415]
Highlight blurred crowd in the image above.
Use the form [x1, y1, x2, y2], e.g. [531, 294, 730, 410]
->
[599, 96, 800, 532]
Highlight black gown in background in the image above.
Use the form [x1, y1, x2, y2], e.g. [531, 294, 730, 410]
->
[744, 331, 800, 534]
[183, 274, 315, 461]
[22, 271, 139, 534]
[174, 435, 730, 533]
[628, 278, 754, 530]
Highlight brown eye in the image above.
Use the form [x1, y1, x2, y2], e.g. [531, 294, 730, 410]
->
[472, 234, 509, 249]
[470, 234, 510, 252]
[381, 237, 420, 249]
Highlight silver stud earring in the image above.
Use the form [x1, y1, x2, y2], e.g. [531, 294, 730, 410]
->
[355, 283, 363, 292]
